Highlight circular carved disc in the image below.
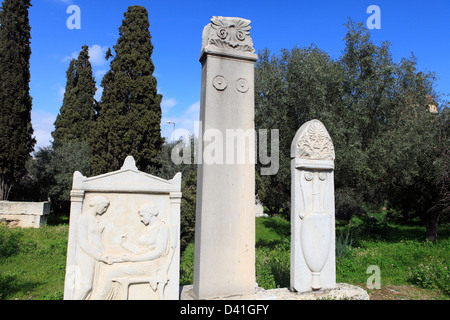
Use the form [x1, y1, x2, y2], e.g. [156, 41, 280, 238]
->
[236, 78, 249, 93]
[213, 75, 228, 91]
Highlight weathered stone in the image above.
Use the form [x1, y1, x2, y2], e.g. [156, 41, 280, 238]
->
[180, 283, 369, 300]
[290, 120, 336, 293]
[193, 16, 258, 300]
[0, 201, 50, 228]
[63, 156, 182, 300]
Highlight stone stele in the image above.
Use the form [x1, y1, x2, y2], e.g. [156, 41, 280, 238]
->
[63, 156, 182, 300]
[193, 16, 258, 300]
[290, 119, 337, 293]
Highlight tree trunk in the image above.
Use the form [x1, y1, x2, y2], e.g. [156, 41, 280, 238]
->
[0, 174, 12, 201]
[425, 211, 440, 242]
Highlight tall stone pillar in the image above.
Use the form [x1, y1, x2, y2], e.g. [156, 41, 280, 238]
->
[193, 16, 258, 299]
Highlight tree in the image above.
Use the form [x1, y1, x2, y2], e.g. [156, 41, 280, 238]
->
[255, 45, 344, 214]
[10, 140, 92, 213]
[52, 45, 97, 146]
[0, 0, 35, 200]
[431, 106, 450, 233]
[90, 6, 163, 175]
[49, 140, 92, 212]
[255, 20, 447, 239]
[149, 138, 197, 253]
[337, 20, 397, 202]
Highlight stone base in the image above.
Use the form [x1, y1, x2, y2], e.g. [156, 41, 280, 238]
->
[180, 283, 369, 300]
[0, 201, 50, 229]
[0, 214, 48, 229]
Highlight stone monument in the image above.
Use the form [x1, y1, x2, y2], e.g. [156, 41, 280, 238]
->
[193, 16, 258, 299]
[63, 156, 182, 300]
[0, 201, 50, 228]
[290, 120, 336, 293]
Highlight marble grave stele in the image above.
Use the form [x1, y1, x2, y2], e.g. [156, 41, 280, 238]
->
[63, 156, 182, 300]
[290, 120, 337, 293]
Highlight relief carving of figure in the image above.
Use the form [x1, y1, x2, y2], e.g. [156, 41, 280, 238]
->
[74, 196, 110, 300]
[89, 202, 171, 300]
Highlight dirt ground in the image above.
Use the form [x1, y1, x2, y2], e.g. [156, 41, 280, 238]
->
[366, 285, 446, 300]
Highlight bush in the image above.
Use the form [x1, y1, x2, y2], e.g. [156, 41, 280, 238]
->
[335, 188, 365, 223]
[336, 228, 354, 260]
[408, 257, 450, 296]
[351, 214, 393, 241]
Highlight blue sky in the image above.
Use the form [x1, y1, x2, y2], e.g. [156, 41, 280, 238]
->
[22, 0, 450, 150]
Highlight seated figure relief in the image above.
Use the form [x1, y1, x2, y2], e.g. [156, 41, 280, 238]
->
[77, 201, 172, 300]
[64, 156, 181, 300]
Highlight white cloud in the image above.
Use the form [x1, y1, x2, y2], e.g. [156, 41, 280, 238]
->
[94, 69, 107, 79]
[89, 45, 109, 66]
[186, 101, 200, 115]
[161, 101, 200, 142]
[46, 0, 74, 5]
[161, 98, 177, 114]
[62, 51, 78, 63]
[31, 109, 57, 151]
[94, 85, 103, 101]
[58, 86, 66, 102]
[61, 44, 108, 66]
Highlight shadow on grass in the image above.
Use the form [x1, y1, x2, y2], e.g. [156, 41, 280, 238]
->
[0, 274, 44, 300]
[256, 217, 290, 249]
[47, 215, 69, 226]
[263, 217, 290, 236]
[347, 214, 450, 243]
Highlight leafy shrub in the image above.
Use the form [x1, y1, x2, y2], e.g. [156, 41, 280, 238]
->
[408, 257, 450, 296]
[352, 214, 393, 241]
[335, 188, 364, 223]
[336, 228, 354, 260]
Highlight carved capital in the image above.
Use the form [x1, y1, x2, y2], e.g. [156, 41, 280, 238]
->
[70, 190, 85, 202]
[291, 120, 335, 161]
[201, 16, 258, 62]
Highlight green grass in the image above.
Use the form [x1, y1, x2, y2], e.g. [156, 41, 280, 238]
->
[0, 223, 68, 300]
[1, 213, 449, 299]
[335, 215, 450, 298]
[180, 215, 449, 299]
[255, 217, 290, 289]
[179, 216, 291, 289]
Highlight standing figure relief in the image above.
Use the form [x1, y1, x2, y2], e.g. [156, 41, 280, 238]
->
[73, 196, 110, 300]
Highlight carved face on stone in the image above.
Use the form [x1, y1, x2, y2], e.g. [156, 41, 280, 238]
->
[96, 203, 109, 215]
[90, 196, 110, 216]
[138, 203, 159, 226]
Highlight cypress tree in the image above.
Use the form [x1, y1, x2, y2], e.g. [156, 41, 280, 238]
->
[52, 45, 96, 146]
[0, 0, 35, 200]
[90, 5, 163, 175]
